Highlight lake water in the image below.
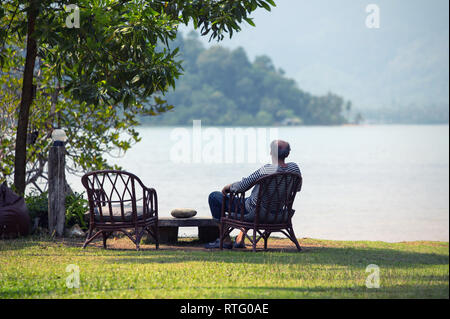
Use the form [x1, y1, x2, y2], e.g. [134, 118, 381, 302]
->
[67, 125, 449, 242]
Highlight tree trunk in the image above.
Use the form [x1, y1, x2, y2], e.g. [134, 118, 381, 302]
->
[14, 0, 38, 195]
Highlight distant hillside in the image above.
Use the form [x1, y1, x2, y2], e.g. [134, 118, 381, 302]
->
[141, 32, 358, 126]
[186, 1, 449, 125]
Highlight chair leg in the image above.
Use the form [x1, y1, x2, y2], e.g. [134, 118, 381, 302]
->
[288, 227, 302, 252]
[83, 226, 94, 249]
[154, 224, 159, 250]
[239, 228, 248, 245]
[263, 232, 271, 251]
[83, 229, 102, 248]
[252, 230, 257, 252]
[219, 224, 233, 250]
[219, 223, 224, 250]
[102, 231, 108, 249]
[135, 227, 140, 251]
[143, 225, 159, 250]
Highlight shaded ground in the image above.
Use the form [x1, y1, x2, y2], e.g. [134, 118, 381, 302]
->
[62, 235, 310, 252]
[0, 235, 448, 299]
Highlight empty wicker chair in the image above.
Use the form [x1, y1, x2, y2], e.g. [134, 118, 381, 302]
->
[81, 170, 159, 250]
[219, 172, 302, 252]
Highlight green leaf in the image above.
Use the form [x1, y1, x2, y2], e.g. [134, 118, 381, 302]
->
[244, 17, 256, 27]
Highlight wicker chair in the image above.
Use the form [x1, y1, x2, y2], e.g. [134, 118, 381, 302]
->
[81, 170, 159, 250]
[219, 172, 303, 252]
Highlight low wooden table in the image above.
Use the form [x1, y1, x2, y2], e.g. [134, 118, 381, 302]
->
[156, 217, 219, 244]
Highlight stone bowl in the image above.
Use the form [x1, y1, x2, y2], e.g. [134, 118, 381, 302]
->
[171, 208, 197, 218]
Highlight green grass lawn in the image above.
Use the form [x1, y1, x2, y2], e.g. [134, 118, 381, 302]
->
[0, 236, 448, 299]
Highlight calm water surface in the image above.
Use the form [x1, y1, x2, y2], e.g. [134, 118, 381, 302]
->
[68, 125, 449, 242]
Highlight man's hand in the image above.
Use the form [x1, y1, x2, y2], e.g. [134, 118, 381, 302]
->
[221, 184, 231, 195]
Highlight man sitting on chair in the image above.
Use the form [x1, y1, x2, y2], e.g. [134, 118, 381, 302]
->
[205, 140, 302, 249]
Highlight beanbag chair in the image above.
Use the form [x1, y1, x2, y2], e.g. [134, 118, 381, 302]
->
[0, 182, 31, 238]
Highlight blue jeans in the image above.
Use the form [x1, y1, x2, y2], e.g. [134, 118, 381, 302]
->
[208, 191, 250, 221]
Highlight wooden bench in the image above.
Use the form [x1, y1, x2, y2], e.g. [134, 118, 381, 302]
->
[84, 211, 219, 244]
[156, 217, 219, 243]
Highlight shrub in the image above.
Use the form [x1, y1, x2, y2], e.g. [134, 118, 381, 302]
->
[65, 192, 89, 230]
[25, 191, 89, 230]
[25, 191, 49, 225]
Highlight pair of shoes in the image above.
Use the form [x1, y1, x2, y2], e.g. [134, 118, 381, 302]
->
[234, 240, 246, 249]
[204, 239, 232, 249]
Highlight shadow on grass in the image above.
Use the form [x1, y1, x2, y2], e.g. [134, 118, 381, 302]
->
[2, 283, 447, 299]
[236, 284, 447, 298]
[3, 236, 448, 270]
[102, 246, 449, 268]
[199, 284, 449, 298]
[0, 236, 44, 251]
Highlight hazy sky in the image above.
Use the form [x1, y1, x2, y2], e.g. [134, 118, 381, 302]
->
[184, 0, 449, 112]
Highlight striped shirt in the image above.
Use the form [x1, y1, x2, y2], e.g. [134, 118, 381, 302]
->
[230, 162, 302, 219]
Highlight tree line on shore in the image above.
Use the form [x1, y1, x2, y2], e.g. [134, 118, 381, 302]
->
[141, 31, 360, 126]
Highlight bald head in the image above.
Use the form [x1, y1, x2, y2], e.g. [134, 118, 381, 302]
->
[270, 140, 291, 160]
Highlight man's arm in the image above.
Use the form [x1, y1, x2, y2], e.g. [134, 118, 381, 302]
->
[229, 165, 270, 193]
[222, 184, 231, 195]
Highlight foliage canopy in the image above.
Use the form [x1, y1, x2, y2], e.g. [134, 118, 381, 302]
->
[0, 0, 276, 194]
